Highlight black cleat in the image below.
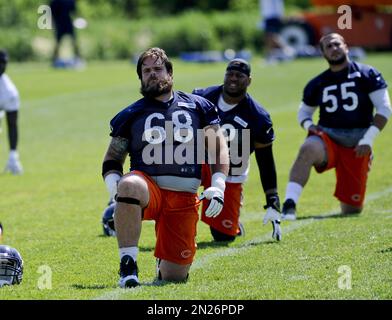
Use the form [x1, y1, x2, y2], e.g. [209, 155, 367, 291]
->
[210, 227, 236, 242]
[118, 255, 140, 288]
[281, 199, 297, 221]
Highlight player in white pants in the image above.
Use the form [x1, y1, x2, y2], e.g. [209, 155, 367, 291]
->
[0, 49, 23, 175]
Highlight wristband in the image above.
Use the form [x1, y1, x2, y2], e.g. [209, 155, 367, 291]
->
[358, 125, 380, 147]
[102, 160, 123, 177]
[302, 119, 313, 131]
[211, 172, 226, 193]
[265, 193, 280, 211]
[104, 173, 121, 200]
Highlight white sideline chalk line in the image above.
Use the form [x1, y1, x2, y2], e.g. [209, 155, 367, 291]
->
[93, 187, 392, 300]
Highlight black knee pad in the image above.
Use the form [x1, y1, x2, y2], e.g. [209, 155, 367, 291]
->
[210, 227, 236, 242]
[115, 195, 140, 205]
[156, 259, 162, 280]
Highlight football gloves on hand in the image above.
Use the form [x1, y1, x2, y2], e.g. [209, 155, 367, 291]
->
[263, 194, 282, 241]
[199, 187, 224, 218]
[199, 172, 226, 218]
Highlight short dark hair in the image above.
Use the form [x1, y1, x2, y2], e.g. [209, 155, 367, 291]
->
[0, 49, 9, 63]
[319, 33, 346, 52]
[136, 47, 173, 79]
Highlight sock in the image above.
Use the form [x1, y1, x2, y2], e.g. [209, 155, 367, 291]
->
[9, 150, 19, 160]
[285, 182, 303, 204]
[119, 247, 138, 262]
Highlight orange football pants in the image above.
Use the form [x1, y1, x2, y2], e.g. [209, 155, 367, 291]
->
[131, 170, 200, 265]
[200, 164, 243, 236]
[312, 131, 371, 207]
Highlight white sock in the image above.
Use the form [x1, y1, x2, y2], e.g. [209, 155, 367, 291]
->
[285, 182, 303, 204]
[119, 247, 138, 262]
[9, 150, 19, 160]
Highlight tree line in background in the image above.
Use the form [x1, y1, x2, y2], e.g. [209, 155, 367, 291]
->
[1, 0, 311, 27]
[0, 0, 311, 61]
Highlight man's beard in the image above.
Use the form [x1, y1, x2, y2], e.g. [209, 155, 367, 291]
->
[327, 55, 347, 66]
[141, 77, 173, 99]
[223, 86, 246, 98]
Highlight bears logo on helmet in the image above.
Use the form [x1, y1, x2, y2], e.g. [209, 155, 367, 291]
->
[102, 202, 116, 237]
[0, 245, 23, 287]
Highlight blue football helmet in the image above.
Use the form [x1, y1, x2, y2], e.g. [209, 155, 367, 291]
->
[0, 245, 23, 287]
[102, 202, 116, 237]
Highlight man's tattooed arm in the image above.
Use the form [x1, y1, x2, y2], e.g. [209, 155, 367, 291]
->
[105, 137, 129, 162]
[102, 136, 129, 176]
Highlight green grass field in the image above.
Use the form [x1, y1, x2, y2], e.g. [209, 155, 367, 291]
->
[0, 54, 391, 300]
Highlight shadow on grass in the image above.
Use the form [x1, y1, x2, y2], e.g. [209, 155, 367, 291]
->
[296, 212, 361, 220]
[197, 238, 277, 250]
[72, 284, 116, 290]
[196, 240, 233, 249]
[379, 247, 392, 254]
[97, 235, 154, 252]
[72, 279, 181, 290]
[142, 278, 188, 287]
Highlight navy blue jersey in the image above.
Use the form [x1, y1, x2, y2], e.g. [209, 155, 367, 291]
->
[110, 91, 220, 180]
[303, 61, 388, 129]
[192, 85, 274, 178]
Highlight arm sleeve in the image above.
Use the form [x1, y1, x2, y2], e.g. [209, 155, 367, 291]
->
[297, 101, 317, 127]
[255, 144, 277, 193]
[369, 88, 391, 120]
